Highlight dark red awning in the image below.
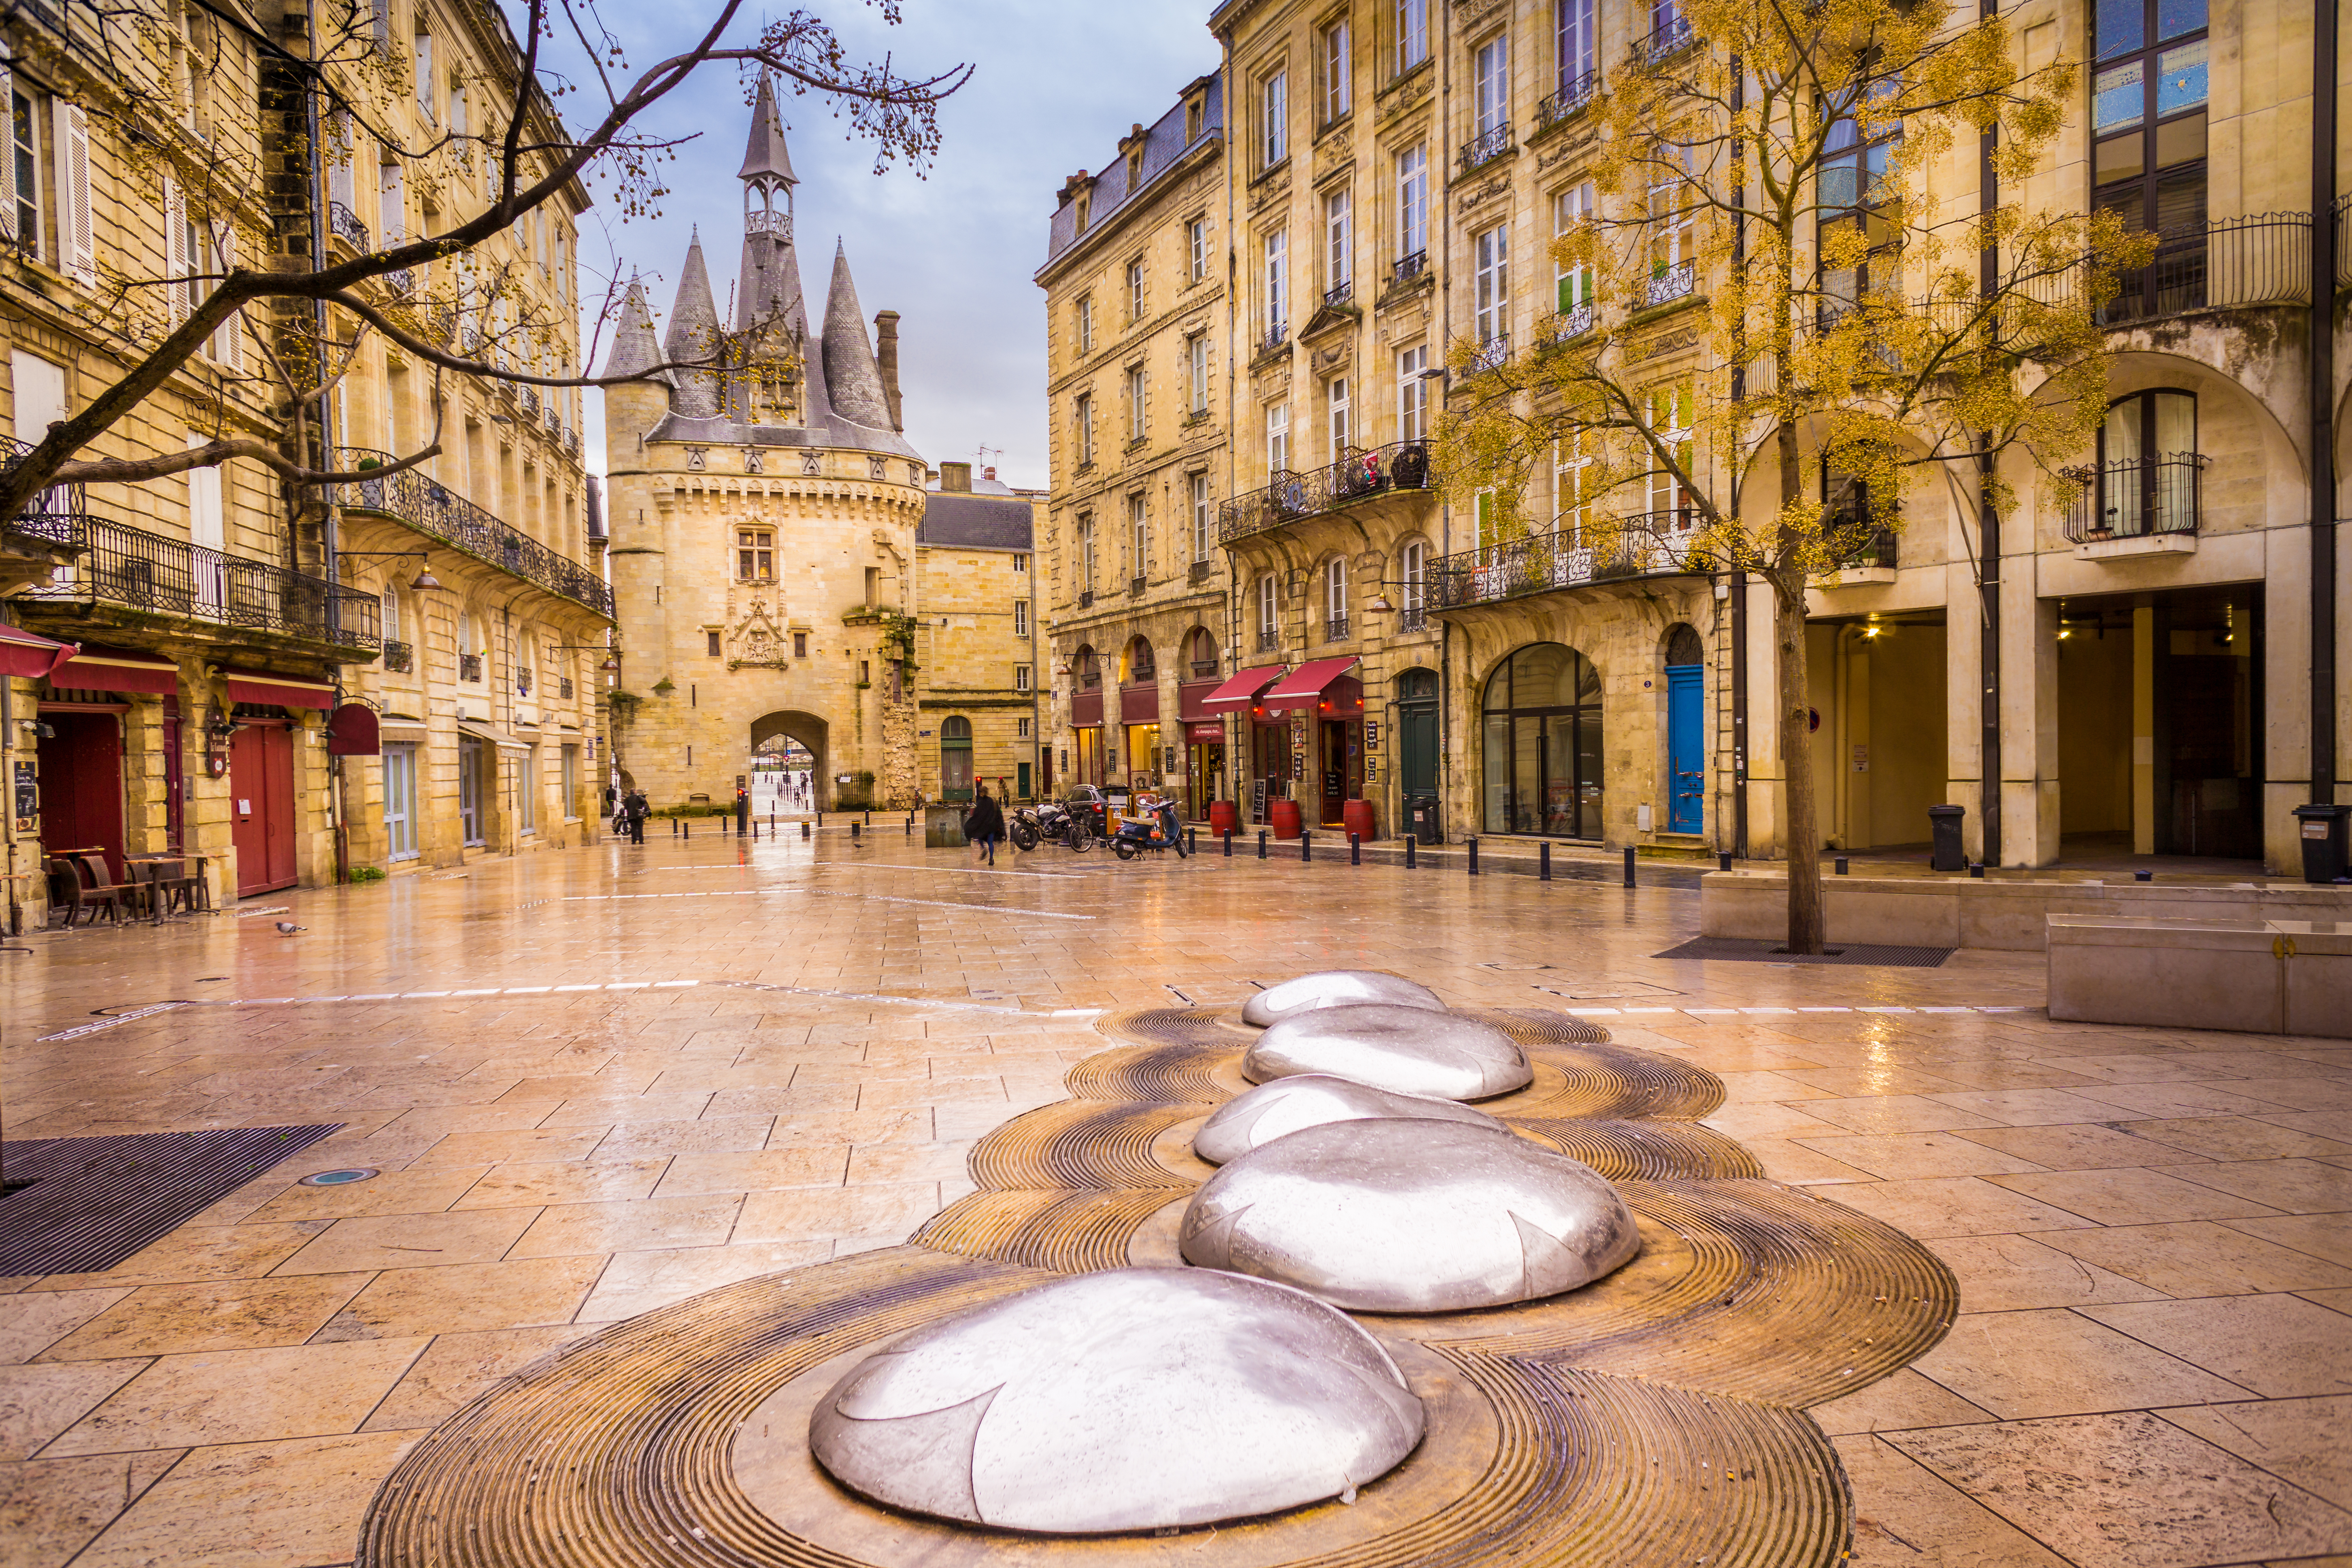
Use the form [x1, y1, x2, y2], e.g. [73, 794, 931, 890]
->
[223, 667, 336, 710]
[0, 623, 76, 681]
[1118, 683, 1161, 723]
[1257, 656, 1362, 715]
[1197, 664, 1287, 715]
[1070, 688, 1103, 728]
[1176, 679, 1223, 723]
[50, 643, 177, 694]
[325, 702, 380, 755]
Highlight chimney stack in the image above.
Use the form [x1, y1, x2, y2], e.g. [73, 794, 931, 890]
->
[940, 461, 972, 492]
[873, 309, 903, 432]
[983, 466, 997, 484]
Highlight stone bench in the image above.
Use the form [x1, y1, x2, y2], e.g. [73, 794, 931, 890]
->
[2046, 915, 2352, 1038]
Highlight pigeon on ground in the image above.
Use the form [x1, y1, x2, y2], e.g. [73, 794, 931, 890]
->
[275, 922, 305, 935]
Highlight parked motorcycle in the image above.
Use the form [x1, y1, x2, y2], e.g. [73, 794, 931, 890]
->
[1011, 801, 1091, 853]
[1109, 796, 1189, 860]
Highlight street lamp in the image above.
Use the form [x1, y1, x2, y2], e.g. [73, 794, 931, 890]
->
[337, 549, 442, 593]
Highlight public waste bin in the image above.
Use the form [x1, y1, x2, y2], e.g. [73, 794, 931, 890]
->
[924, 805, 968, 849]
[2293, 804, 2351, 884]
[1928, 804, 1966, 872]
[1407, 793, 1442, 845]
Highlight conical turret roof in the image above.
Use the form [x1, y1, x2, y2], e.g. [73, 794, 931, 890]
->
[597, 273, 667, 382]
[738, 73, 798, 188]
[819, 240, 891, 431]
[664, 228, 723, 417]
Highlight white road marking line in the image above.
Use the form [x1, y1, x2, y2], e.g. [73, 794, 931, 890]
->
[34, 1002, 187, 1042]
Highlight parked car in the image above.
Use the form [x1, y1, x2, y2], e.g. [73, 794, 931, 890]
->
[1062, 784, 1111, 836]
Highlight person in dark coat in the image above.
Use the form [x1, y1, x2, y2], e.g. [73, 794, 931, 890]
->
[624, 789, 649, 844]
[964, 786, 1005, 866]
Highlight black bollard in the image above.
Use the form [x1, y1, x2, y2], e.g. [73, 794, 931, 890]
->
[683, 820, 690, 839]
[1187, 828, 1197, 855]
[1718, 851, 1733, 872]
[852, 821, 861, 840]
[2134, 868, 2153, 883]
[817, 809, 824, 827]
[1467, 837, 1479, 876]
[1257, 831, 1268, 860]
[1405, 836, 1416, 870]
[1349, 832, 1361, 866]
[801, 819, 810, 840]
[1301, 832, 1311, 863]
[1623, 846, 1637, 887]
[1969, 862, 1985, 878]
[1223, 830, 1233, 858]
[905, 815, 912, 837]
[1834, 855, 1849, 875]
[1540, 842, 1551, 881]
[671, 817, 678, 837]
[865, 809, 872, 826]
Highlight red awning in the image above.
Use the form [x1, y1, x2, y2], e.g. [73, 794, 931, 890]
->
[1197, 664, 1288, 715]
[0, 623, 77, 681]
[1176, 679, 1222, 723]
[51, 643, 178, 694]
[1119, 683, 1161, 723]
[1257, 656, 1363, 715]
[224, 667, 337, 709]
[325, 702, 380, 756]
[1070, 688, 1103, 728]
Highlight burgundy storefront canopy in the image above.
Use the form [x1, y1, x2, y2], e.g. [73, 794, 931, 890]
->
[1257, 656, 1362, 716]
[0, 623, 76, 681]
[1196, 664, 1288, 715]
[223, 667, 337, 710]
[51, 643, 177, 694]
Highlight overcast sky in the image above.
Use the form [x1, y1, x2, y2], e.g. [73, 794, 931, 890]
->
[558, 1, 1222, 491]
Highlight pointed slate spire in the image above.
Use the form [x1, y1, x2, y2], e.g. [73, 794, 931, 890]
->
[819, 239, 891, 431]
[597, 272, 666, 382]
[665, 227, 723, 417]
[738, 73, 798, 191]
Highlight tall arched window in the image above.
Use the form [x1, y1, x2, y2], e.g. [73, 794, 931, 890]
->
[1126, 636, 1156, 684]
[1482, 643, 1604, 838]
[940, 715, 974, 801]
[2096, 389, 2199, 538]
[1323, 555, 1349, 640]
[1074, 646, 1101, 689]
[1185, 627, 1219, 677]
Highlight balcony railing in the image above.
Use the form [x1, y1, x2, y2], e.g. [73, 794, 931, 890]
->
[1258, 322, 1290, 356]
[22, 515, 379, 650]
[1639, 12, 1696, 62]
[1392, 250, 1429, 285]
[1537, 70, 1599, 129]
[1430, 511, 1703, 609]
[1465, 334, 1511, 374]
[1399, 605, 1430, 633]
[1644, 260, 1697, 308]
[1821, 504, 1899, 571]
[1256, 628, 1281, 653]
[746, 208, 791, 240]
[382, 266, 415, 295]
[2061, 453, 2208, 544]
[338, 450, 615, 617]
[517, 669, 532, 696]
[559, 677, 574, 700]
[1323, 279, 1355, 310]
[1538, 304, 1596, 348]
[459, 652, 483, 682]
[566, 428, 582, 458]
[1458, 123, 1512, 175]
[1, 434, 89, 552]
[1219, 440, 1437, 545]
[326, 200, 369, 251]
[520, 386, 540, 415]
[2097, 212, 2312, 327]
[1325, 614, 1350, 641]
[383, 639, 414, 673]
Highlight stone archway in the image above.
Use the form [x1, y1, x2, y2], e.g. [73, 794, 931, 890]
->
[750, 711, 828, 812]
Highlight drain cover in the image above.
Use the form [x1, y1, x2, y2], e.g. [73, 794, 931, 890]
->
[300, 1168, 379, 1186]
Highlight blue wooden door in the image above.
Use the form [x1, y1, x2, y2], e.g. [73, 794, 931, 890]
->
[1666, 665, 1704, 833]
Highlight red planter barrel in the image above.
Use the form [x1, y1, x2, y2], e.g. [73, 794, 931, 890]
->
[1208, 800, 1239, 837]
[1342, 799, 1378, 842]
[1269, 798, 1303, 840]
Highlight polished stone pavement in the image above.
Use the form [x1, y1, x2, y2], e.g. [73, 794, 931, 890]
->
[0, 827, 2346, 1568]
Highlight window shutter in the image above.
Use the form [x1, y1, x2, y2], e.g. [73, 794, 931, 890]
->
[55, 99, 92, 285]
[0, 64, 16, 245]
[210, 221, 243, 370]
[163, 176, 187, 323]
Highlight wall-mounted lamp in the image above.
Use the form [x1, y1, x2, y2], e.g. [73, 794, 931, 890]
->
[338, 549, 442, 593]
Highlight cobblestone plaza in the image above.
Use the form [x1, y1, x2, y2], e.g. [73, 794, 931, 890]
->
[1, 832, 2347, 1566]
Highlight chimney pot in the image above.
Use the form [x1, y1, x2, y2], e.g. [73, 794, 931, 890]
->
[984, 466, 997, 483]
[941, 462, 972, 492]
[872, 309, 903, 432]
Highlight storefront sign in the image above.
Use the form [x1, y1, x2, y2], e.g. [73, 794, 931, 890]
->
[13, 760, 35, 830]
[1365, 721, 1380, 746]
[1251, 779, 1267, 823]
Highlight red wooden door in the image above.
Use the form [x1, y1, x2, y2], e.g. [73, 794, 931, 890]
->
[230, 723, 298, 896]
[36, 712, 125, 881]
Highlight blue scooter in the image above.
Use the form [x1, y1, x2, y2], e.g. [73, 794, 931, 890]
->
[1109, 796, 1190, 860]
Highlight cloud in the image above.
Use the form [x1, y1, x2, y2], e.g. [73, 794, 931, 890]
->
[562, 0, 1221, 491]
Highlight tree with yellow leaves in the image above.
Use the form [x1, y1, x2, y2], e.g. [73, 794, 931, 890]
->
[1434, 0, 2150, 953]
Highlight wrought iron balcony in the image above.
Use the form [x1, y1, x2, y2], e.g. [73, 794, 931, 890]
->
[1398, 605, 1430, 633]
[559, 676, 574, 699]
[1538, 305, 1596, 347]
[517, 668, 532, 696]
[1465, 334, 1511, 374]
[544, 406, 564, 437]
[1392, 249, 1429, 285]
[1258, 321, 1290, 356]
[1644, 260, 1697, 307]
[2061, 453, 2208, 545]
[337, 450, 615, 617]
[1323, 279, 1355, 310]
[1825, 504, 1900, 570]
[1430, 512, 1703, 608]
[520, 386, 540, 415]
[1325, 614, 1350, 642]
[2097, 212, 2312, 327]
[382, 266, 415, 295]
[1457, 124, 1512, 175]
[21, 515, 379, 650]
[1257, 628, 1281, 653]
[1537, 71, 1599, 129]
[383, 639, 414, 673]
[1219, 440, 1437, 546]
[1, 434, 90, 552]
[327, 200, 369, 251]
[566, 428, 582, 458]
[459, 652, 483, 682]
[1639, 12, 1696, 62]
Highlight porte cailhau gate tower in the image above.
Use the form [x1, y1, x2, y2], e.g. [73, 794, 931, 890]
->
[602, 76, 931, 809]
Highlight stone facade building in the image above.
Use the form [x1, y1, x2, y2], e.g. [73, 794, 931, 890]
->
[602, 78, 934, 813]
[0, 0, 602, 920]
[1037, 0, 2348, 875]
[913, 463, 1042, 804]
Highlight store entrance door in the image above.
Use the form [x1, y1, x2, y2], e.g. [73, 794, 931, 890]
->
[36, 711, 126, 881]
[1667, 664, 1704, 832]
[230, 721, 298, 896]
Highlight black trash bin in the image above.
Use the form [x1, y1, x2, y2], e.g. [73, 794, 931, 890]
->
[2293, 804, 2351, 885]
[1407, 793, 1442, 845]
[1928, 804, 1967, 872]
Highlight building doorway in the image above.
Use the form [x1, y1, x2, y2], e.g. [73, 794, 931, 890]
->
[1663, 624, 1705, 834]
[383, 744, 419, 860]
[940, 716, 975, 802]
[459, 735, 486, 846]
[230, 717, 298, 896]
[1397, 668, 1438, 820]
[36, 708, 126, 881]
[749, 710, 829, 811]
[1481, 644, 1604, 838]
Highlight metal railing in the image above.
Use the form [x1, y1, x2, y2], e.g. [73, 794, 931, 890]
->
[1465, 334, 1511, 374]
[747, 208, 791, 239]
[559, 677, 573, 699]
[1, 434, 89, 551]
[1325, 614, 1350, 641]
[1257, 629, 1281, 653]
[520, 386, 540, 415]
[1429, 511, 1703, 608]
[338, 449, 615, 617]
[1538, 305, 1596, 348]
[1644, 260, 1697, 307]
[1323, 279, 1355, 310]
[2098, 212, 2311, 326]
[1399, 606, 1430, 633]
[1392, 250, 1429, 285]
[1822, 504, 1899, 570]
[1639, 12, 1695, 62]
[1219, 440, 1437, 545]
[459, 652, 483, 682]
[383, 639, 414, 672]
[2061, 453, 2208, 544]
[23, 515, 379, 649]
[327, 200, 369, 251]
[382, 266, 415, 295]
[1458, 123, 1512, 175]
[1537, 71, 1599, 128]
[566, 428, 581, 458]
[1258, 322, 1290, 356]
[516, 668, 532, 696]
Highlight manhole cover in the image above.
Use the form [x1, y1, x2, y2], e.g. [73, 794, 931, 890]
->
[300, 1168, 379, 1186]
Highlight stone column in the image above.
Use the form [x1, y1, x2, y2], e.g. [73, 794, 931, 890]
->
[1998, 590, 2063, 869]
[1944, 551, 1986, 863]
[2132, 602, 2157, 855]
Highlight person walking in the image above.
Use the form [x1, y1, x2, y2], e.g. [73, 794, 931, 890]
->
[624, 789, 649, 845]
[964, 786, 1005, 867]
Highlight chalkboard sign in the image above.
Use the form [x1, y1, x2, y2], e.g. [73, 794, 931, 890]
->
[1250, 778, 1267, 824]
[13, 760, 34, 830]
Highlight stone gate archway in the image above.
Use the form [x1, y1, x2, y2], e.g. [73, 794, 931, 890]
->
[749, 711, 829, 809]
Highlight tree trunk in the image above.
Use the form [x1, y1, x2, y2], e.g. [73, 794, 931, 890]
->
[1775, 419, 1826, 954]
